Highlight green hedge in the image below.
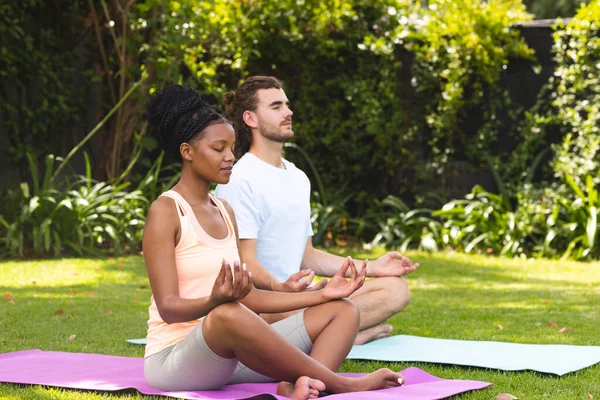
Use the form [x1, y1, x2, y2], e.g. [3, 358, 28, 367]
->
[3, 0, 600, 257]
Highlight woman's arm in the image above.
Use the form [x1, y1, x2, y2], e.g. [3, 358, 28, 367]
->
[240, 256, 365, 313]
[143, 197, 249, 324]
[242, 287, 326, 313]
[221, 200, 366, 314]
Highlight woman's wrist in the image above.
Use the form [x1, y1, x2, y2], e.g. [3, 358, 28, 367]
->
[271, 280, 285, 292]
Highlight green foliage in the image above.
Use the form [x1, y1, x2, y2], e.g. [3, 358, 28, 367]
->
[135, 152, 181, 206]
[0, 152, 147, 257]
[374, 1, 600, 261]
[310, 188, 353, 246]
[375, 173, 600, 261]
[255, 0, 535, 213]
[399, 0, 533, 172]
[248, 1, 409, 210]
[0, 0, 85, 169]
[371, 196, 440, 252]
[135, 0, 249, 95]
[524, 0, 587, 18]
[551, 3, 600, 187]
[5, 0, 600, 259]
[554, 174, 600, 259]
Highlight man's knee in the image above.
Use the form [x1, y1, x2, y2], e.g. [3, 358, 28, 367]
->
[382, 276, 411, 313]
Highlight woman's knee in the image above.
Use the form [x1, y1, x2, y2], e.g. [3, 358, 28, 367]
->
[327, 298, 360, 325]
[305, 298, 359, 326]
[338, 298, 360, 316]
[304, 299, 359, 341]
[206, 302, 247, 327]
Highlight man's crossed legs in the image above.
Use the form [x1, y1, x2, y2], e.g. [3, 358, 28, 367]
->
[262, 276, 411, 345]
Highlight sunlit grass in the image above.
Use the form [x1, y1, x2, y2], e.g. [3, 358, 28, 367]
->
[1, 250, 599, 399]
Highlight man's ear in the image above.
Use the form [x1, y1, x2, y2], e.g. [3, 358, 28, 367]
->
[180, 142, 193, 161]
[242, 110, 259, 129]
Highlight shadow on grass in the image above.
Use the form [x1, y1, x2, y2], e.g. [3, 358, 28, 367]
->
[1, 281, 150, 355]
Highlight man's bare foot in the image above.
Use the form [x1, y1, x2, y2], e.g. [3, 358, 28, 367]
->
[354, 324, 393, 345]
[277, 376, 326, 400]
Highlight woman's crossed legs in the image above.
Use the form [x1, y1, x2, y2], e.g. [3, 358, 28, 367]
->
[146, 300, 403, 399]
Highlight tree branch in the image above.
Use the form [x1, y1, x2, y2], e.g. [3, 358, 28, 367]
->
[87, 0, 116, 107]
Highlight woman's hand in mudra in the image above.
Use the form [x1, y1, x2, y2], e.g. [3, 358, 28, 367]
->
[210, 259, 253, 305]
[321, 257, 366, 301]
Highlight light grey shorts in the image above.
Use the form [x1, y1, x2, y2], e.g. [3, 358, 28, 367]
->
[144, 310, 312, 391]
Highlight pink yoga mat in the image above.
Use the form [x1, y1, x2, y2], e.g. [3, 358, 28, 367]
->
[0, 350, 491, 399]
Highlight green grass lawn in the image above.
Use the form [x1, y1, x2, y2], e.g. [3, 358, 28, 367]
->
[1, 250, 599, 399]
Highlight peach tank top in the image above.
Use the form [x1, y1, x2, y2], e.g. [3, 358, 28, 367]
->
[145, 190, 240, 358]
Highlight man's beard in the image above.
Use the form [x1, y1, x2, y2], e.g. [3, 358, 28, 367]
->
[258, 121, 293, 143]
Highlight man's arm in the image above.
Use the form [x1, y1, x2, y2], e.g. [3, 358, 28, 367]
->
[301, 238, 353, 277]
[239, 238, 323, 292]
[238, 239, 281, 290]
[301, 238, 419, 278]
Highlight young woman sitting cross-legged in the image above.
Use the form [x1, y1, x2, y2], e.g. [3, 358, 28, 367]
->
[142, 84, 405, 400]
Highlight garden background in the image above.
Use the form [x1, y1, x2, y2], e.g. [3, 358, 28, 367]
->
[2, 0, 600, 260]
[1, 1, 600, 399]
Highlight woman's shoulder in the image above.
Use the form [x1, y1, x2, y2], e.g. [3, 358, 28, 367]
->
[147, 195, 180, 221]
[213, 197, 235, 218]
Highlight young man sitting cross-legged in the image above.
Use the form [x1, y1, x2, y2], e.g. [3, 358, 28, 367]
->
[215, 76, 419, 345]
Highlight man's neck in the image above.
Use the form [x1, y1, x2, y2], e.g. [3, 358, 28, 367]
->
[249, 140, 285, 169]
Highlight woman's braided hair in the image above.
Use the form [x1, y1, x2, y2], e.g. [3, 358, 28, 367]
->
[222, 76, 283, 158]
[145, 85, 227, 160]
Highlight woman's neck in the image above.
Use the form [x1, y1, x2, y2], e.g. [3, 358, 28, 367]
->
[172, 167, 212, 206]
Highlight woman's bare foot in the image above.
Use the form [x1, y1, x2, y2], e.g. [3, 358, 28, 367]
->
[354, 324, 393, 345]
[347, 368, 404, 392]
[277, 376, 326, 400]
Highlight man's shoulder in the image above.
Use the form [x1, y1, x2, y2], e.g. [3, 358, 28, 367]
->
[282, 158, 310, 181]
[232, 154, 262, 179]
[215, 155, 258, 199]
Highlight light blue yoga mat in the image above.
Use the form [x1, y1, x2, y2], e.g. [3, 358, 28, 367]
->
[129, 334, 600, 375]
[127, 338, 147, 345]
[347, 335, 600, 376]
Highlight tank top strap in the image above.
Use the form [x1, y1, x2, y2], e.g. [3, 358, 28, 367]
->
[209, 194, 236, 239]
[159, 190, 189, 218]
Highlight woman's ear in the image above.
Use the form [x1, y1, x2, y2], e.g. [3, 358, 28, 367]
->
[180, 142, 193, 161]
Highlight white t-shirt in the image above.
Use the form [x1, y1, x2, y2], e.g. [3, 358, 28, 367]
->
[215, 153, 313, 283]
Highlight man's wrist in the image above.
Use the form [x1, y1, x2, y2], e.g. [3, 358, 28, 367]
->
[365, 260, 374, 277]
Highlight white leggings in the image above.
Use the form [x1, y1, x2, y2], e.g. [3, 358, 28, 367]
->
[144, 310, 312, 391]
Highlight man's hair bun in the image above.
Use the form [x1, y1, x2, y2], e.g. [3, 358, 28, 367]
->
[222, 90, 235, 115]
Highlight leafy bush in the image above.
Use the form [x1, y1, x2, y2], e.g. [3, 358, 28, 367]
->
[551, 3, 600, 188]
[553, 175, 600, 260]
[0, 0, 85, 171]
[374, 174, 600, 261]
[371, 195, 440, 252]
[0, 153, 147, 257]
[0, 79, 151, 257]
[269, 0, 534, 212]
